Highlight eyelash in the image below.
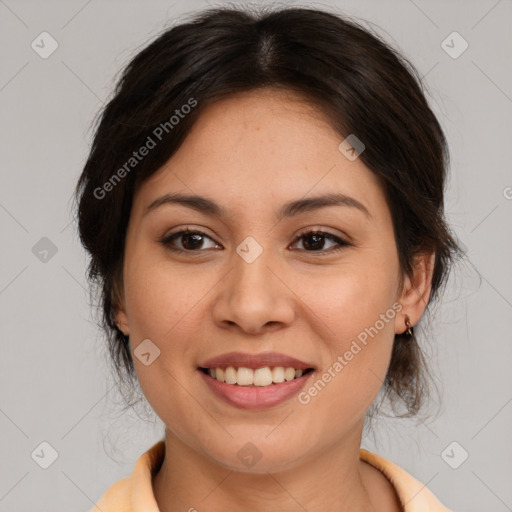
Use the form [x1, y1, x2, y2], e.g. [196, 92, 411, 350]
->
[160, 227, 351, 255]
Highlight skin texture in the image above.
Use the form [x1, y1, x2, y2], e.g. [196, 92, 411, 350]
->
[115, 88, 434, 512]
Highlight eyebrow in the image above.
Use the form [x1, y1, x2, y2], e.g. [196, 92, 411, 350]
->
[143, 192, 371, 220]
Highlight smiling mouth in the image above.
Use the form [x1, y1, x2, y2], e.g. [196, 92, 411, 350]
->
[199, 366, 315, 387]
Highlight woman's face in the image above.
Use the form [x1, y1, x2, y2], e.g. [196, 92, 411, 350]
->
[116, 88, 411, 472]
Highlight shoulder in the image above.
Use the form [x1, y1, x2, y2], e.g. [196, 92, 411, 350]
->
[360, 449, 453, 512]
[88, 440, 165, 512]
[88, 476, 131, 512]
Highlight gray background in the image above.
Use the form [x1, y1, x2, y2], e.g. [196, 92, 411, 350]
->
[1, 0, 511, 511]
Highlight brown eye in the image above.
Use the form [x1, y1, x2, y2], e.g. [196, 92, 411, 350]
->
[161, 228, 221, 252]
[160, 228, 350, 256]
[291, 230, 350, 254]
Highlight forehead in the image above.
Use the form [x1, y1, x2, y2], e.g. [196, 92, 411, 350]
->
[133, 88, 386, 220]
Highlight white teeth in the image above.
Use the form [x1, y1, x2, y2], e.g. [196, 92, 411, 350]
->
[215, 367, 225, 382]
[236, 367, 254, 386]
[271, 366, 285, 383]
[224, 366, 237, 384]
[284, 367, 296, 381]
[206, 366, 310, 386]
[253, 367, 273, 386]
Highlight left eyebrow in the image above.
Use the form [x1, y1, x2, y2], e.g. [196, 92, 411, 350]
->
[143, 192, 372, 220]
[277, 192, 372, 220]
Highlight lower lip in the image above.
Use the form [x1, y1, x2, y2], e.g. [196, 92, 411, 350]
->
[198, 369, 314, 410]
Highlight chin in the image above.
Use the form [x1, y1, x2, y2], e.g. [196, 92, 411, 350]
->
[202, 438, 311, 475]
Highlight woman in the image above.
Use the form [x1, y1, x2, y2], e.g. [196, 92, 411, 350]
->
[76, 6, 462, 511]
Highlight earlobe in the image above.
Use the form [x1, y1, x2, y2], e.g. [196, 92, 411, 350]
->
[112, 273, 129, 335]
[114, 306, 129, 336]
[395, 252, 435, 334]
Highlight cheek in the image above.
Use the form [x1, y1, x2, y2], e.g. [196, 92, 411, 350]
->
[300, 257, 398, 345]
[121, 254, 205, 404]
[294, 259, 399, 414]
[123, 254, 203, 340]
[122, 257, 204, 426]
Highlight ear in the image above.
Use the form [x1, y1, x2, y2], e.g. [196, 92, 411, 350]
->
[112, 276, 129, 336]
[115, 305, 130, 336]
[395, 252, 435, 335]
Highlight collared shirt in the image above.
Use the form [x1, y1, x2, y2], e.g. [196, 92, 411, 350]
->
[89, 440, 452, 511]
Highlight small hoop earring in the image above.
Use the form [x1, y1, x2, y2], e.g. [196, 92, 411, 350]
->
[404, 315, 413, 336]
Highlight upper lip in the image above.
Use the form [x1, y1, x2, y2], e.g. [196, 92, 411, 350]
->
[199, 351, 316, 370]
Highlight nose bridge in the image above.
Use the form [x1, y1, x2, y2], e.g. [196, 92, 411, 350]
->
[214, 234, 295, 333]
[231, 235, 278, 301]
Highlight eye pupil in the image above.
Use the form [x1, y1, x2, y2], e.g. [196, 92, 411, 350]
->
[182, 232, 203, 250]
[303, 232, 325, 250]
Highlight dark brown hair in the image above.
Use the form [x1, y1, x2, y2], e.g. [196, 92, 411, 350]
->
[74, 6, 463, 418]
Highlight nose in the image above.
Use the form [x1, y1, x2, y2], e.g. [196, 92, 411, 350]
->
[212, 248, 296, 336]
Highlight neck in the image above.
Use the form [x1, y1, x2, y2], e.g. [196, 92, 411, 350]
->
[153, 425, 379, 512]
